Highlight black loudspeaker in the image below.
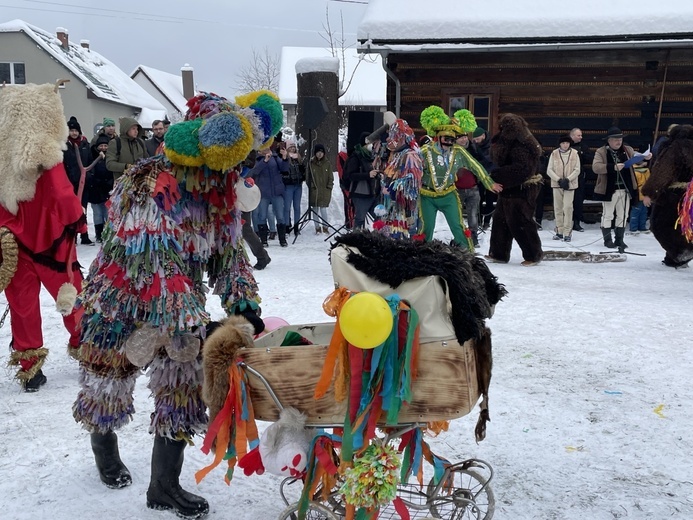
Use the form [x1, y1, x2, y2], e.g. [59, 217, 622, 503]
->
[303, 96, 329, 129]
[347, 111, 384, 153]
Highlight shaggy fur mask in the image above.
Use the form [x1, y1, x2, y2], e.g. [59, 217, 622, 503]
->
[0, 83, 68, 215]
[491, 113, 541, 166]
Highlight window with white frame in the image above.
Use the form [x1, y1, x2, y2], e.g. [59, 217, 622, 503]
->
[0, 62, 26, 84]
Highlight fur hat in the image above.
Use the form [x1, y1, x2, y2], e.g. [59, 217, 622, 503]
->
[473, 127, 487, 139]
[605, 126, 624, 139]
[67, 116, 81, 134]
[0, 83, 68, 215]
[102, 117, 115, 127]
[558, 134, 572, 145]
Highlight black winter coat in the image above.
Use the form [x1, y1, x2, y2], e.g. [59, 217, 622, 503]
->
[86, 158, 114, 204]
[63, 136, 91, 206]
[343, 152, 377, 199]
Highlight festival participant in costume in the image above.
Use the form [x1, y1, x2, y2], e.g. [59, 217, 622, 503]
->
[372, 118, 423, 239]
[0, 82, 86, 391]
[485, 113, 544, 266]
[73, 90, 281, 518]
[592, 126, 651, 251]
[419, 106, 500, 250]
[641, 124, 693, 268]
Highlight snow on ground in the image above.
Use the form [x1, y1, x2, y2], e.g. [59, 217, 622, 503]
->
[1, 184, 692, 519]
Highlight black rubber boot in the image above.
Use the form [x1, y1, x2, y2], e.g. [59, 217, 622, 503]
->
[146, 436, 209, 519]
[91, 431, 132, 489]
[258, 224, 269, 247]
[23, 369, 47, 392]
[94, 223, 104, 243]
[614, 227, 628, 252]
[81, 233, 94, 245]
[601, 227, 616, 248]
[278, 224, 288, 247]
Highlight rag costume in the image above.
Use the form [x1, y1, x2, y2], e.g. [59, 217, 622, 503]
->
[419, 107, 496, 250]
[486, 113, 544, 264]
[73, 90, 281, 518]
[592, 126, 640, 251]
[372, 118, 423, 239]
[641, 124, 693, 268]
[0, 82, 86, 391]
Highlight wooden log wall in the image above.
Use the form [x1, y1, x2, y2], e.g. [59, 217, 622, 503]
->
[387, 47, 693, 154]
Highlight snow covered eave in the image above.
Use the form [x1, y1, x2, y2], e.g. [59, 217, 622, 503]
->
[358, 37, 693, 55]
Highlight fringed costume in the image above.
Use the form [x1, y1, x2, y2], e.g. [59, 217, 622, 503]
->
[642, 124, 693, 268]
[0, 82, 86, 392]
[372, 119, 423, 239]
[73, 90, 282, 518]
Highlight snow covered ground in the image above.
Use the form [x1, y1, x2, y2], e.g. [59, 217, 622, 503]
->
[1, 190, 692, 520]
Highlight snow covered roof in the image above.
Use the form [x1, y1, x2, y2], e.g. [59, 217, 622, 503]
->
[357, 0, 693, 50]
[279, 46, 386, 106]
[0, 19, 166, 120]
[131, 64, 189, 114]
[295, 57, 339, 75]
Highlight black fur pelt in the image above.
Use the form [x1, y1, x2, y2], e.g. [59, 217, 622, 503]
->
[330, 231, 508, 344]
[643, 125, 693, 268]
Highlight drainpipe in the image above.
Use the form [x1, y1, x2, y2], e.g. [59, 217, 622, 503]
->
[379, 51, 401, 118]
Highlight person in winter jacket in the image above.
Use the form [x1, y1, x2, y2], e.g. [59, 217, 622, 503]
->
[592, 126, 651, 251]
[307, 143, 333, 234]
[90, 117, 116, 147]
[250, 146, 288, 246]
[281, 140, 305, 236]
[145, 119, 166, 156]
[0, 82, 86, 392]
[344, 133, 378, 229]
[86, 134, 114, 242]
[546, 134, 581, 241]
[63, 116, 94, 244]
[105, 117, 149, 180]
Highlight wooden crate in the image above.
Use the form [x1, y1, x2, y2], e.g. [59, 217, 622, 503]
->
[240, 323, 480, 425]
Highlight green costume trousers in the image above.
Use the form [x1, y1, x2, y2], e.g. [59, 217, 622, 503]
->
[419, 190, 473, 250]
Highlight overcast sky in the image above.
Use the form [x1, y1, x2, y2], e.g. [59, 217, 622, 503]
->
[0, 0, 369, 97]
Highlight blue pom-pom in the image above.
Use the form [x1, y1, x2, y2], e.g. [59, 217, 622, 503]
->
[252, 108, 273, 141]
[198, 112, 244, 147]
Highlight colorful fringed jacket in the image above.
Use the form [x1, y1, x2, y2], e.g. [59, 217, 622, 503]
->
[376, 147, 423, 239]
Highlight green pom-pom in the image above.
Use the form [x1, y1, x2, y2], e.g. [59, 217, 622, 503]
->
[251, 93, 283, 136]
[454, 109, 477, 133]
[164, 119, 204, 166]
[420, 106, 449, 136]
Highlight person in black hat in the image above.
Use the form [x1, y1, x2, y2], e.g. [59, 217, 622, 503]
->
[592, 127, 652, 251]
[546, 134, 581, 241]
[63, 116, 94, 244]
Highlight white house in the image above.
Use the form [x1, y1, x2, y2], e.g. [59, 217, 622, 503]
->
[131, 64, 194, 123]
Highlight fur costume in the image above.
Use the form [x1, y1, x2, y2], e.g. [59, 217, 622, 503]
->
[487, 114, 543, 263]
[0, 82, 86, 386]
[642, 124, 693, 267]
[331, 230, 505, 441]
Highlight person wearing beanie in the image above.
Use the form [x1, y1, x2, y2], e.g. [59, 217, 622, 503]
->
[90, 117, 117, 147]
[307, 143, 333, 234]
[592, 126, 652, 251]
[86, 133, 114, 243]
[63, 116, 95, 245]
[546, 134, 581, 241]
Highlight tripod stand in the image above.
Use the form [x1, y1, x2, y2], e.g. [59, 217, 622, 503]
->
[292, 129, 343, 243]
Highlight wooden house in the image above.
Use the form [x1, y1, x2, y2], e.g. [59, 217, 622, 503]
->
[357, 0, 693, 166]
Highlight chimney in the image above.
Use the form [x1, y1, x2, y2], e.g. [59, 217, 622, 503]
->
[181, 64, 194, 101]
[56, 27, 69, 50]
[80, 39, 90, 51]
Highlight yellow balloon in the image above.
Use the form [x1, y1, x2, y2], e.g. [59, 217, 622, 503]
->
[339, 292, 394, 349]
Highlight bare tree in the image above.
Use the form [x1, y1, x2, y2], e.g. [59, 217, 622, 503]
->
[319, 5, 376, 99]
[235, 46, 280, 92]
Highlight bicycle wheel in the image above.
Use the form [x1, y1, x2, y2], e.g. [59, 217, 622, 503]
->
[277, 501, 340, 520]
[427, 469, 495, 520]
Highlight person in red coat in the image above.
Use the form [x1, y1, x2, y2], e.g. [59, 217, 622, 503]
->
[0, 82, 86, 392]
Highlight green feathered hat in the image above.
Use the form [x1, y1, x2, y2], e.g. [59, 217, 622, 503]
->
[420, 105, 462, 137]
